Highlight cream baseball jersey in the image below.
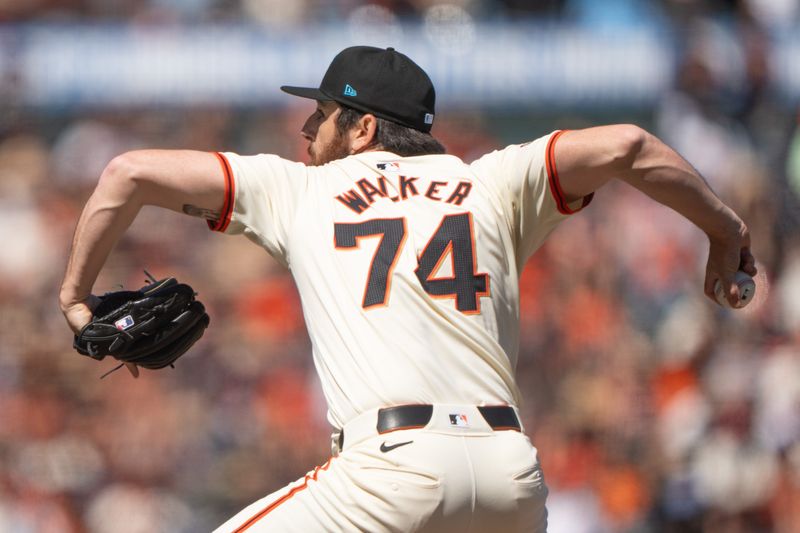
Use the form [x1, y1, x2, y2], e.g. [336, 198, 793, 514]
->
[209, 130, 590, 429]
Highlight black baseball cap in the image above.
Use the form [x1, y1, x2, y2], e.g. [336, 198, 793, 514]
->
[281, 46, 436, 133]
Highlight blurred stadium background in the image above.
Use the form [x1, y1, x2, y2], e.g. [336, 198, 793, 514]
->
[2, 0, 800, 531]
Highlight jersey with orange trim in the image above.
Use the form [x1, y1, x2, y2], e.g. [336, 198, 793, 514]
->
[212, 130, 590, 428]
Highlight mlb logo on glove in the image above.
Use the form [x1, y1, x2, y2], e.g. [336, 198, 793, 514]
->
[114, 315, 135, 330]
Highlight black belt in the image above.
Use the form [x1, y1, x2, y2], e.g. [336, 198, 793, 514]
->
[340, 404, 521, 449]
[378, 404, 521, 433]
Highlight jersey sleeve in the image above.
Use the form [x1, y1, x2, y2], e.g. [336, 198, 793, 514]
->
[470, 130, 593, 264]
[207, 151, 309, 266]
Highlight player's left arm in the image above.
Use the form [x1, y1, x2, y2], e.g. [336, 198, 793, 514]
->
[59, 150, 225, 335]
[552, 124, 756, 306]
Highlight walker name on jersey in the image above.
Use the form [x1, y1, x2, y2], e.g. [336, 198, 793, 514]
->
[336, 175, 473, 215]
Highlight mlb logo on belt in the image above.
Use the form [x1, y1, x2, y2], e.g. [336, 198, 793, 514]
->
[449, 413, 469, 427]
[114, 315, 135, 330]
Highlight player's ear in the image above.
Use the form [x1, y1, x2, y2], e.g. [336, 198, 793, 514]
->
[349, 113, 379, 154]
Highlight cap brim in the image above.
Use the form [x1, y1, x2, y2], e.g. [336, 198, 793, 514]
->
[280, 86, 331, 100]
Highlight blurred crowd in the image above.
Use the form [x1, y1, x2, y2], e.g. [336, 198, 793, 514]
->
[2, 1, 800, 532]
[0, 0, 797, 34]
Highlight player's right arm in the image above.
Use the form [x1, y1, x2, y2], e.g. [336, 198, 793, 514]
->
[59, 150, 225, 335]
[551, 125, 756, 306]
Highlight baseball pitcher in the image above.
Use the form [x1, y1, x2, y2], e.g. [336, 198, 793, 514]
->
[60, 46, 757, 532]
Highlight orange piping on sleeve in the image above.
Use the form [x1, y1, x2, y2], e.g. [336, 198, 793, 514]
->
[208, 152, 235, 232]
[545, 130, 593, 215]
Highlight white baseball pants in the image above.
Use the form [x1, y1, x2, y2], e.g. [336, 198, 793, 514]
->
[214, 404, 548, 532]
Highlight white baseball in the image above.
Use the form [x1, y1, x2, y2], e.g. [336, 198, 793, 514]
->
[714, 271, 756, 308]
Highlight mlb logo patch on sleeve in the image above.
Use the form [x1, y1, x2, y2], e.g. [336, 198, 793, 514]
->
[449, 413, 469, 427]
[114, 315, 135, 330]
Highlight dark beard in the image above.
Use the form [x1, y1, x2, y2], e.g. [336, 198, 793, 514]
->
[310, 131, 351, 165]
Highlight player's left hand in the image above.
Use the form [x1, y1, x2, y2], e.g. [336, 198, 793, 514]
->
[62, 295, 100, 335]
[704, 222, 757, 307]
[71, 276, 209, 378]
[61, 294, 140, 378]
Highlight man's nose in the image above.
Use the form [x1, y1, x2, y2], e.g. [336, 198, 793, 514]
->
[301, 117, 316, 140]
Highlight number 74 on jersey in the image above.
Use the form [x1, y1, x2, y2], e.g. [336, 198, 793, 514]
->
[334, 212, 490, 314]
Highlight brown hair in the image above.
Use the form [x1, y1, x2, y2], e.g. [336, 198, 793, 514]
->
[336, 106, 446, 156]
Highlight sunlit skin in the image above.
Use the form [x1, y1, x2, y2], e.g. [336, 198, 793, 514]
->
[301, 100, 380, 165]
[302, 100, 350, 165]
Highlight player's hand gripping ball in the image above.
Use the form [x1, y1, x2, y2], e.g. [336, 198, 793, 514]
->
[714, 270, 756, 308]
[73, 275, 210, 371]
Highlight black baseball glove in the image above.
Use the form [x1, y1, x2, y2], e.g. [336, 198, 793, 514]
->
[74, 274, 210, 373]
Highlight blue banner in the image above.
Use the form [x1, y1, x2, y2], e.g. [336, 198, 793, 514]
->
[0, 23, 796, 108]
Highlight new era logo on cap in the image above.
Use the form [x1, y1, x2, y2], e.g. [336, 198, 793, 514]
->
[343, 84, 358, 97]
